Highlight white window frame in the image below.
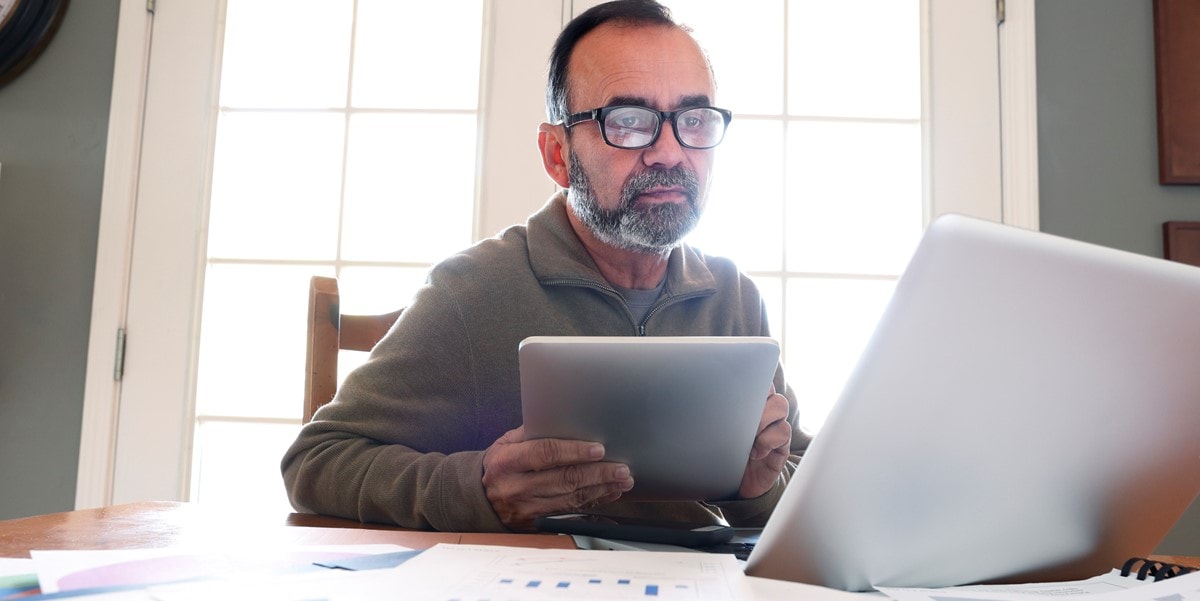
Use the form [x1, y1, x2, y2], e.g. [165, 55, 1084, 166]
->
[76, 0, 1037, 508]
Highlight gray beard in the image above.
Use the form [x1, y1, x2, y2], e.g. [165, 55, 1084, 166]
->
[566, 151, 703, 254]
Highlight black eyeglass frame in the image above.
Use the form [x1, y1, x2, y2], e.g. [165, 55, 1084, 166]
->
[561, 105, 733, 150]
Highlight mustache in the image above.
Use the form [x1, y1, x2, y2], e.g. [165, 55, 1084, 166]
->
[620, 167, 700, 209]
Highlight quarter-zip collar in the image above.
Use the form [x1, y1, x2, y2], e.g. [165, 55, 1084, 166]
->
[527, 192, 719, 306]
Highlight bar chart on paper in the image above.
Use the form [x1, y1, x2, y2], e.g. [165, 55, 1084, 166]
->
[389, 544, 749, 601]
[486, 573, 699, 598]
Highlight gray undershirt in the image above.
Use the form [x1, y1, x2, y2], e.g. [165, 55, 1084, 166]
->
[613, 278, 667, 324]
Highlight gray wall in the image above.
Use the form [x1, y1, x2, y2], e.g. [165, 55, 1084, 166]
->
[0, 0, 1195, 557]
[0, 1, 119, 519]
[1036, 1, 1200, 555]
[1038, 1, 1200, 248]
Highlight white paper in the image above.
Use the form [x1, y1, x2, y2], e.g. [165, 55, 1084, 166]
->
[147, 567, 397, 601]
[746, 575, 887, 601]
[379, 543, 752, 600]
[0, 557, 40, 598]
[878, 569, 1200, 601]
[0, 557, 36, 577]
[140, 544, 752, 601]
[31, 544, 408, 594]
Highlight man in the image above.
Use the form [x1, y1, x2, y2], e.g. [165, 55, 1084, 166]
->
[282, 0, 811, 532]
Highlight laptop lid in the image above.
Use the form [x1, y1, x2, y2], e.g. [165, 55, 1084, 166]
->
[519, 336, 780, 501]
[745, 214, 1200, 591]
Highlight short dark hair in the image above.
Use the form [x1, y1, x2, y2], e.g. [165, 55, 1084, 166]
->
[545, 0, 677, 124]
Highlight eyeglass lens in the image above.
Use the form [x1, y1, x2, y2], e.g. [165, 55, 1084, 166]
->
[602, 106, 727, 149]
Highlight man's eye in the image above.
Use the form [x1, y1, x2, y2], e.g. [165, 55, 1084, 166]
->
[617, 115, 650, 129]
[608, 108, 655, 131]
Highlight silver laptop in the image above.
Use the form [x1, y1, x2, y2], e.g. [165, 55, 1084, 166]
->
[519, 336, 780, 501]
[745, 214, 1200, 591]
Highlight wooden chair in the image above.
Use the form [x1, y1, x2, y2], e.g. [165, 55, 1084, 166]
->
[304, 276, 403, 423]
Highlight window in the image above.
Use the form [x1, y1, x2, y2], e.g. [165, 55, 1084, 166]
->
[193, 0, 922, 512]
[191, 0, 486, 512]
[85, 0, 1013, 512]
[667, 0, 922, 429]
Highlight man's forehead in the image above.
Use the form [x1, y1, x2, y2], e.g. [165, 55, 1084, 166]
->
[568, 23, 714, 108]
[603, 93, 713, 110]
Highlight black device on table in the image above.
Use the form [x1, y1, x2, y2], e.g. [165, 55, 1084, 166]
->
[534, 512, 737, 548]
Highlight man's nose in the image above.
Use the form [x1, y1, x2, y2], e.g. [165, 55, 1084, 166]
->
[641, 121, 688, 168]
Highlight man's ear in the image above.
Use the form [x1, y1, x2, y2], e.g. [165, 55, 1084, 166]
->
[537, 122, 571, 189]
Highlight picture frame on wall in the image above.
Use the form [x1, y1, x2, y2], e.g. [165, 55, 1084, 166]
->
[1153, 0, 1200, 185]
[1163, 221, 1200, 267]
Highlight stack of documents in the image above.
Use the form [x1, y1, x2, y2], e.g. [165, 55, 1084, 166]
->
[2, 543, 1199, 601]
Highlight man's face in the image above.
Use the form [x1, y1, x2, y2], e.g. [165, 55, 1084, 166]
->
[562, 24, 718, 254]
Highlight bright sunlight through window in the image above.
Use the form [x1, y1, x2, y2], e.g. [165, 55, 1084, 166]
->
[190, 0, 921, 514]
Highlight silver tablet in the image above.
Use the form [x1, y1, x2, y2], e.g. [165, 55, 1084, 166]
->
[519, 336, 780, 501]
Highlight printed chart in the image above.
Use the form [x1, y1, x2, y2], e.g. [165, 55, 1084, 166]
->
[391, 544, 749, 601]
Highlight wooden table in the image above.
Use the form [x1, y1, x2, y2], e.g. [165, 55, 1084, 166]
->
[1142, 554, 1200, 570]
[2, 501, 1196, 592]
[0, 501, 574, 559]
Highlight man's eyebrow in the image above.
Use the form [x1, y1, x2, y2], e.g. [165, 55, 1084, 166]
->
[604, 94, 713, 109]
[605, 95, 652, 108]
[677, 94, 713, 108]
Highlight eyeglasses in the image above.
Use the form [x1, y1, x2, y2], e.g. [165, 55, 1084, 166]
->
[562, 105, 732, 150]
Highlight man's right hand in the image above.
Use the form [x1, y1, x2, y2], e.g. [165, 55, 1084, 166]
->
[482, 425, 634, 531]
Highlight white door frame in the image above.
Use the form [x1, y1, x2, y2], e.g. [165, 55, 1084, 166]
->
[76, 0, 1038, 508]
[76, 0, 153, 508]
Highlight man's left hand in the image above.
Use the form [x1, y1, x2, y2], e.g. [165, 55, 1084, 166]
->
[739, 385, 792, 499]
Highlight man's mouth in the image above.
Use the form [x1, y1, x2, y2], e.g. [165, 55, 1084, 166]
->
[635, 187, 688, 205]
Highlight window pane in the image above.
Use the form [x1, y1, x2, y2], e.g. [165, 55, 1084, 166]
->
[788, 0, 920, 119]
[748, 275, 784, 349]
[688, 120, 785, 271]
[192, 420, 299, 513]
[785, 277, 895, 431]
[220, 0, 353, 108]
[352, 0, 483, 109]
[665, 0, 785, 115]
[785, 121, 923, 275]
[195, 264, 329, 419]
[341, 113, 476, 262]
[208, 112, 345, 260]
[337, 266, 430, 315]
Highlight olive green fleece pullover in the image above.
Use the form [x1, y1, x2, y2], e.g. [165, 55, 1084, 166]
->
[282, 193, 811, 531]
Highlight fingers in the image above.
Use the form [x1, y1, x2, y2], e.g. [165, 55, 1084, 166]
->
[532, 438, 606, 471]
[740, 389, 793, 499]
[482, 428, 635, 530]
[528, 463, 633, 502]
[750, 392, 790, 460]
[486, 462, 634, 531]
[488, 435, 606, 476]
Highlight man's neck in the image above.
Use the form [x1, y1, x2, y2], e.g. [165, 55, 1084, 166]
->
[566, 206, 670, 290]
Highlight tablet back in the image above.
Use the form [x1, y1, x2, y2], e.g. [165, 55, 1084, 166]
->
[746, 214, 1200, 591]
[520, 336, 780, 500]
